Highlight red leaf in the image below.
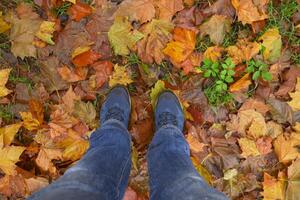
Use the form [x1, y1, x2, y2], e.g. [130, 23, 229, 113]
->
[72, 50, 101, 67]
[69, 2, 93, 22]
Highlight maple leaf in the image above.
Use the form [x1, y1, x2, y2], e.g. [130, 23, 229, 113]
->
[231, 0, 269, 25]
[199, 15, 231, 45]
[9, 4, 42, 59]
[35, 147, 62, 176]
[72, 100, 96, 126]
[115, 0, 155, 23]
[137, 19, 174, 64]
[255, 136, 273, 155]
[238, 138, 260, 157]
[273, 133, 300, 163]
[108, 17, 144, 56]
[72, 50, 101, 68]
[203, 46, 223, 62]
[286, 158, 300, 200]
[109, 64, 133, 87]
[29, 99, 44, 124]
[239, 98, 270, 116]
[62, 86, 81, 114]
[0, 146, 25, 175]
[69, 2, 93, 22]
[153, 0, 184, 21]
[35, 21, 55, 45]
[229, 73, 252, 93]
[258, 28, 282, 63]
[150, 80, 166, 107]
[262, 172, 286, 200]
[90, 61, 113, 89]
[288, 77, 300, 111]
[186, 131, 206, 153]
[58, 65, 88, 82]
[0, 68, 12, 98]
[0, 12, 10, 33]
[20, 112, 40, 131]
[163, 27, 196, 63]
[0, 123, 22, 146]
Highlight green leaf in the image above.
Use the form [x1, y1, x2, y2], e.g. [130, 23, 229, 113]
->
[228, 70, 235, 76]
[262, 71, 272, 81]
[204, 70, 212, 77]
[253, 71, 260, 80]
[225, 76, 234, 83]
[246, 65, 255, 73]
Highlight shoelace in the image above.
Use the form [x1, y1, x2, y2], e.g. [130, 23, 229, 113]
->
[105, 107, 124, 122]
[158, 112, 178, 128]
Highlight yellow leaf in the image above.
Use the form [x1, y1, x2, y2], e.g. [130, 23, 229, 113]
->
[223, 168, 238, 180]
[191, 157, 212, 185]
[63, 139, 89, 161]
[203, 46, 223, 62]
[229, 73, 252, 93]
[20, 112, 40, 131]
[273, 133, 300, 164]
[293, 122, 300, 133]
[163, 27, 196, 63]
[227, 40, 260, 64]
[238, 138, 260, 157]
[109, 64, 133, 87]
[0, 123, 22, 146]
[288, 78, 300, 111]
[258, 28, 282, 63]
[150, 80, 165, 107]
[63, 0, 76, 4]
[36, 148, 62, 175]
[0, 68, 12, 98]
[0, 146, 25, 175]
[286, 158, 300, 200]
[71, 46, 91, 59]
[35, 21, 55, 45]
[0, 12, 10, 33]
[262, 172, 286, 200]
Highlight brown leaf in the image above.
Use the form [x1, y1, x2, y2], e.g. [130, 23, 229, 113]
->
[239, 98, 270, 116]
[36, 148, 62, 176]
[203, 0, 236, 20]
[68, 2, 93, 22]
[186, 126, 206, 153]
[29, 99, 44, 124]
[72, 50, 101, 68]
[91, 61, 113, 89]
[115, 0, 155, 23]
[267, 98, 294, 124]
[173, 7, 197, 30]
[25, 177, 49, 195]
[0, 175, 27, 197]
[275, 66, 300, 97]
[153, 0, 184, 21]
[62, 86, 80, 113]
[255, 136, 272, 155]
[130, 118, 154, 148]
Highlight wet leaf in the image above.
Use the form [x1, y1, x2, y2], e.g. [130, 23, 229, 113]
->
[108, 17, 144, 56]
[109, 64, 133, 87]
[0, 68, 12, 98]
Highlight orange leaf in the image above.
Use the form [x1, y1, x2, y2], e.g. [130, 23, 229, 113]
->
[29, 99, 44, 124]
[58, 65, 88, 82]
[229, 73, 252, 92]
[91, 61, 113, 89]
[68, 2, 93, 22]
[163, 27, 196, 63]
[72, 50, 101, 67]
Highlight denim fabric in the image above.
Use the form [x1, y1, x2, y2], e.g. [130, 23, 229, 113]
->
[28, 121, 228, 200]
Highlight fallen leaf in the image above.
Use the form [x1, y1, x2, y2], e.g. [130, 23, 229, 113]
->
[58, 65, 88, 82]
[255, 137, 272, 155]
[262, 172, 286, 200]
[231, 0, 268, 25]
[275, 66, 300, 97]
[69, 2, 93, 22]
[63, 0, 76, 3]
[91, 61, 113, 89]
[62, 86, 81, 113]
[229, 73, 252, 93]
[153, 0, 184, 21]
[150, 80, 165, 107]
[239, 98, 270, 116]
[35, 21, 55, 45]
[288, 77, 300, 111]
[35, 148, 62, 175]
[286, 158, 300, 200]
[0, 175, 27, 197]
[267, 121, 283, 139]
[0, 146, 26, 175]
[223, 168, 238, 180]
[163, 27, 196, 63]
[109, 64, 133, 87]
[199, 15, 231, 45]
[108, 17, 144, 56]
[203, 46, 223, 62]
[267, 98, 294, 124]
[62, 139, 89, 161]
[72, 100, 96, 126]
[191, 157, 213, 185]
[0, 12, 10, 33]
[71, 45, 91, 59]
[137, 19, 174, 64]
[258, 28, 282, 63]
[115, 0, 155, 23]
[25, 177, 49, 194]
[186, 132, 206, 153]
[72, 50, 101, 68]
[238, 138, 260, 157]
[29, 99, 44, 124]
[0, 68, 12, 98]
[273, 133, 300, 163]
[20, 112, 40, 131]
[0, 123, 22, 146]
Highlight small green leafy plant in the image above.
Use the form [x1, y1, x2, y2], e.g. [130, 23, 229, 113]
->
[246, 59, 272, 81]
[200, 58, 235, 106]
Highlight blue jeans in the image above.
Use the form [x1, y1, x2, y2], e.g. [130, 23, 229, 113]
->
[29, 119, 228, 200]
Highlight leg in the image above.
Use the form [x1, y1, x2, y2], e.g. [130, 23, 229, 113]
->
[148, 91, 228, 200]
[29, 87, 132, 200]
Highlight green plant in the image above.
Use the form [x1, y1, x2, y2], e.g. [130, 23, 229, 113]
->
[53, 2, 72, 16]
[200, 58, 235, 106]
[246, 59, 272, 81]
[0, 104, 13, 122]
[195, 35, 213, 52]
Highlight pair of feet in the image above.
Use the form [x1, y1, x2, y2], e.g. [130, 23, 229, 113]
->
[100, 86, 184, 131]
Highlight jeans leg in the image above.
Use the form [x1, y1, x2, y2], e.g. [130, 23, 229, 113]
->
[29, 119, 131, 200]
[147, 125, 228, 200]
